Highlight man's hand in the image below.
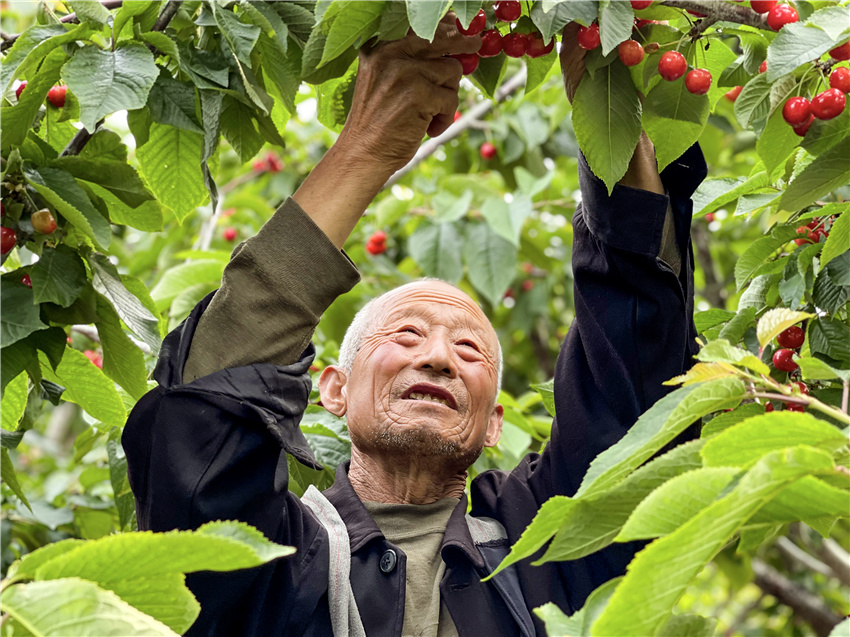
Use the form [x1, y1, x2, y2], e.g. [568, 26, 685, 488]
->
[293, 14, 480, 248]
[559, 22, 585, 104]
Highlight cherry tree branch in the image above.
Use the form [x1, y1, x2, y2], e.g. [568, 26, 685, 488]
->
[660, 0, 768, 30]
[1, 0, 124, 51]
[775, 537, 833, 578]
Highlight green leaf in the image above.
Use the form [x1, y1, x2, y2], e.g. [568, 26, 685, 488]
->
[780, 139, 850, 212]
[113, 1, 156, 38]
[0, 49, 65, 151]
[40, 348, 126, 428]
[801, 108, 850, 157]
[1, 448, 31, 510]
[598, 0, 633, 56]
[87, 184, 164, 232]
[407, 222, 464, 283]
[536, 577, 622, 637]
[106, 427, 135, 531]
[693, 309, 736, 334]
[701, 412, 848, 469]
[658, 614, 717, 637]
[534, 602, 581, 636]
[62, 42, 158, 132]
[590, 446, 835, 637]
[796, 356, 850, 382]
[463, 223, 518, 307]
[1, 578, 179, 636]
[734, 225, 798, 290]
[107, 574, 198, 634]
[695, 339, 770, 376]
[813, 261, 849, 315]
[531, 378, 556, 417]
[808, 317, 850, 364]
[765, 20, 837, 81]
[480, 195, 531, 246]
[211, 3, 261, 66]
[1, 23, 92, 93]
[531, 0, 597, 41]
[757, 107, 801, 174]
[53, 153, 155, 209]
[68, 0, 111, 25]
[147, 71, 203, 134]
[320, 1, 384, 68]
[701, 403, 766, 438]
[150, 260, 225, 311]
[572, 61, 641, 194]
[1, 287, 47, 348]
[219, 96, 265, 163]
[239, 1, 289, 54]
[616, 467, 740, 541]
[95, 296, 148, 401]
[136, 123, 207, 223]
[733, 74, 773, 130]
[576, 378, 747, 499]
[258, 34, 301, 114]
[405, 0, 451, 41]
[23, 164, 112, 249]
[752, 475, 850, 525]
[454, 1, 483, 28]
[756, 308, 814, 349]
[717, 307, 757, 345]
[470, 53, 507, 99]
[29, 246, 87, 308]
[642, 77, 710, 172]
[1, 373, 28, 432]
[820, 210, 849, 268]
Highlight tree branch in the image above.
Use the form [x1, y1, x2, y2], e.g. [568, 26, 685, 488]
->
[752, 559, 843, 637]
[660, 0, 768, 30]
[691, 223, 726, 308]
[816, 539, 850, 588]
[152, 0, 181, 33]
[775, 536, 834, 579]
[1, 0, 124, 51]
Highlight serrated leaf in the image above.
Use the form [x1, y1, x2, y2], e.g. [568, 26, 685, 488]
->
[765, 20, 837, 81]
[219, 96, 265, 163]
[69, 0, 111, 25]
[113, 1, 156, 38]
[821, 211, 848, 268]
[733, 74, 772, 130]
[801, 108, 850, 157]
[780, 138, 850, 212]
[531, 0, 597, 41]
[258, 34, 300, 114]
[470, 53, 507, 99]
[598, 0, 633, 55]
[534, 602, 581, 637]
[757, 107, 801, 174]
[1, 373, 28, 432]
[734, 225, 798, 290]
[531, 378, 555, 417]
[147, 71, 203, 134]
[796, 356, 850, 382]
[454, 1, 482, 28]
[700, 403, 766, 438]
[809, 317, 850, 364]
[53, 153, 155, 209]
[642, 76, 709, 172]
[717, 307, 757, 345]
[407, 222, 464, 283]
[480, 195, 531, 246]
[694, 309, 736, 333]
[1, 23, 93, 93]
[572, 60, 641, 194]
[29, 246, 87, 308]
[62, 42, 158, 132]
[405, 0, 451, 41]
[757, 308, 814, 349]
[1, 448, 31, 510]
[95, 296, 148, 401]
[752, 475, 850, 526]
[463, 223, 518, 306]
[150, 260, 225, 311]
[1, 286, 47, 348]
[813, 261, 849, 314]
[695, 339, 770, 376]
[664, 362, 738, 386]
[320, 1, 384, 68]
[136, 122, 207, 222]
[211, 3, 261, 66]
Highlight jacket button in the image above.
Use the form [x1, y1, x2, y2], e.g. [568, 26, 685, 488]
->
[379, 549, 397, 574]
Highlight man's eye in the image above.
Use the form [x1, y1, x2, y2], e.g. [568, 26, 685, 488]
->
[458, 340, 479, 351]
[399, 328, 420, 335]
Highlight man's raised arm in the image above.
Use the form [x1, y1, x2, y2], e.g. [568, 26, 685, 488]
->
[181, 18, 480, 383]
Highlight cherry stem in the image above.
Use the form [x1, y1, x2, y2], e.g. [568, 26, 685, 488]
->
[749, 391, 850, 425]
[842, 380, 849, 415]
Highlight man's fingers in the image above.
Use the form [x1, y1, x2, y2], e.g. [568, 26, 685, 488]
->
[419, 57, 463, 91]
[401, 12, 481, 58]
[425, 86, 460, 137]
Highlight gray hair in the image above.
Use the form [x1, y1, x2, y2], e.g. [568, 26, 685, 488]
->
[338, 279, 503, 393]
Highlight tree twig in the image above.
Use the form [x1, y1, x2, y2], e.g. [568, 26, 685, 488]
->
[816, 539, 850, 588]
[775, 536, 834, 579]
[1, 0, 124, 51]
[660, 0, 768, 30]
[152, 0, 181, 33]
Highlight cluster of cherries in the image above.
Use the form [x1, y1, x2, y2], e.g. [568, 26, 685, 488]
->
[780, 44, 849, 136]
[252, 151, 284, 173]
[1, 201, 58, 259]
[451, 2, 555, 76]
[15, 81, 67, 108]
[794, 215, 832, 246]
[365, 230, 388, 256]
[769, 325, 809, 412]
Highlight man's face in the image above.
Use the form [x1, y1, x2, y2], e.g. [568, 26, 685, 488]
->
[320, 281, 502, 468]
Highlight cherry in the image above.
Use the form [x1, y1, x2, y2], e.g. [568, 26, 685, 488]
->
[47, 85, 67, 108]
[811, 88, 846, 120]
[766, 4, 798, 30]
[785, 402, 805, 412]
[479, 30, 503, 57]
[705, 212, 716, 222]
[222, 207, 237, 217]
[764, 402, 774, 412]
[750, 0, 777, 13]
[84, 350, 103, 369]
[809, 228, 825, 243]
[522, 280, 534, 292]
[21, 274, 31, 288]
[31, 209, 57, 234]
[782, 97, 811, 125]
[456, 10, 486, 36]
[502, 32, 529, 58]
[1, 202, 5, 217]
[792, 114, 814, 137]
[635, 19, 659, 29]
[370, 230, 387, 244]
[15, 81, 26, 100]
[829, 67, 850, 93]
[658, 51, 687, 81]
[1, 227, 17, 255]
[527, 33, 555, 58]
[772, 348, 798, 372]
[794, 225, 813, 245]
[452, 53, 479, 75]
[223, 227, 237, 242]
[454, 111, 462, 122]
[480, 141, 497, 160]
[759, 60, 767, 73]
[264, 152, 284, 172]
[790, 381, 809, 395]
[829, 42, 850, 61]
[777, 325, 805, 349]
[630, 0, 653, 8]
[806, 218, 819, 229]
[685, 68, 712, 94]
[577, 23, 601, 50]
[724, 86, 743, 102]
[494, 1, 521, 22]
[618, 40, 645, 66]
[366, 234, 386, 255]
[503, 288, 514, 299]
[252, 159, 266, 172]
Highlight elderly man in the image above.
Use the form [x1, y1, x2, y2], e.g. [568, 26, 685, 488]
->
[123, 16, 705, 637]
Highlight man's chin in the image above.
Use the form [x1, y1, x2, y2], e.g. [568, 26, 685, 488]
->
[357, 425, 480, 465]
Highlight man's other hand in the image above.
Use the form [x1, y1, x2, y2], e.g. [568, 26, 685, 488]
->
[338, 14, 481, 175]
[559, 22, 586, 104]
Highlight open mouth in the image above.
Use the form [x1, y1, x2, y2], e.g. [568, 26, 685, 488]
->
[401, 383, 458, 410]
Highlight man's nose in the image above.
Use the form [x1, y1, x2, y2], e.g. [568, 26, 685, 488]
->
[418, 336, 457, 378]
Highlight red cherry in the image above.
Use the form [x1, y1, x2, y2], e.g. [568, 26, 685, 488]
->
[366, 239, 386, 255]
[0, 203, 4, 217]
[503, 288, 514, 299]
[806, 218, 819, 229]
[764, 402, 774, 412]
[811, 88, 846, 120]
[369, 230, 387, 245]
[794, 225, 813, 245]
[502, 32, 529, 58]
[15, 81, 26, 100]
[772, 348, 798, 372]
[776, 325, 805, 349]
[750, 0, 777, 13]
[252, 159, 267, 172]
[792, 114, 814, 137]
[658, 51, 687, 81]
[456, 10, 486, 36]
[494, 1, 521, 22]
[46, 85, 67, 108]
[20, 274, 31, 288]
[618, 40, 645, 66]
[452, 53, 480, 75]
[527, 33, 555, 58]
[766, 4, 798, 30]
[223, 227, 237, 241]
[705, 212, 715, 222]
[829, 42, 850, 61]
[685, 68, 712, 94]
[263, 152, 283, 172]
[829, 67, 850, 93]
[786, 402, 805, 412]
[222, 207, 236, 217]
[84, 350, 103, 369]
[31, 209, 57, 234]
[810, 228, 827, 243]
[480, 141, 497, 160]
[782, 97, 811, 125]
[791, 381, 809, 395]
[577, 23, 601, 50]
[479, 30, 503, 57]
[522, 280, 534, 292]
[724, 86, 743, 102]
[634, 19, 659, 29]
[454, 111, 462, 122]
[759, 60, 767, 73]
[1, 227, 17, 255]
[686, 9, 707, 17]
[630, 0, 653, 8]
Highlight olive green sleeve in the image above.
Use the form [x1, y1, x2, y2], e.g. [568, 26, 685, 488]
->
[182, 198, 361, 383]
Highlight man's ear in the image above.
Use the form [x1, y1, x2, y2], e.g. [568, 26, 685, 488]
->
[484, 403, 503, 448]
[318, 365, 348, 417]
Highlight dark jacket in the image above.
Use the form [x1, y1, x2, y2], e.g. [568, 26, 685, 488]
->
[123, 147, 707, 637]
